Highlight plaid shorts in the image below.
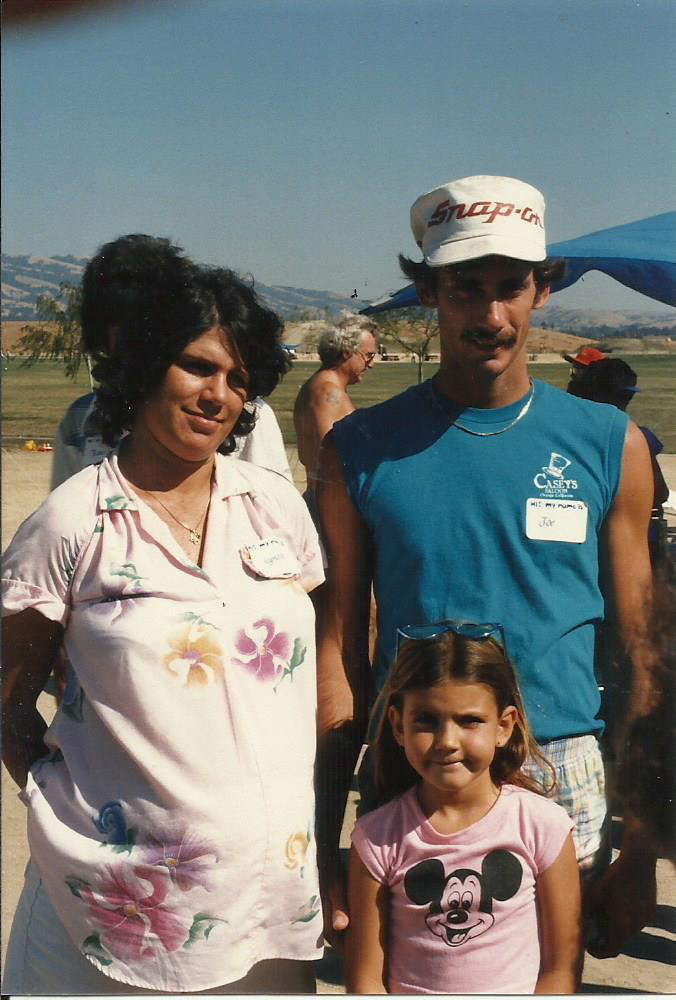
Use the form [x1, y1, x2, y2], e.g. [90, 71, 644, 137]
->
[524, 734, 611, 881]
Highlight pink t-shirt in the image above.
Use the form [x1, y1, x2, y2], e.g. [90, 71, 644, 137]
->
[352, 784, 574, 994]
[3, 453, 324, 992]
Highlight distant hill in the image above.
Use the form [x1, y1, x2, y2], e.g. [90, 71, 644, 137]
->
[1, 254, 358, 322]
[533, 303, 676, 338]
[2, 253, 675, 336]
[2, 255, 86, 321]
[525, 329, 593, 354]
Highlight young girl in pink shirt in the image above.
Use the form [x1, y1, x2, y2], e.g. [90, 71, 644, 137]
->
[346, 623, 581, 994]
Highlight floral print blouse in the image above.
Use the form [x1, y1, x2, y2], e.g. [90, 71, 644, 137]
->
[2, 453, 325, 992]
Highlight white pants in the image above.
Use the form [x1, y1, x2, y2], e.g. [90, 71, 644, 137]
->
[3, 860, 316, 995]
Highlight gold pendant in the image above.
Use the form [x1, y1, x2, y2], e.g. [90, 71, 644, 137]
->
[189, 528, 201, 546]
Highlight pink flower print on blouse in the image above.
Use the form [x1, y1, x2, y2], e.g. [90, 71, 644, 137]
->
[66, 865, 189, 962]
[138, 832, 221, 893]
[164, 619, 224, 688]
[232, 618, 291, 682]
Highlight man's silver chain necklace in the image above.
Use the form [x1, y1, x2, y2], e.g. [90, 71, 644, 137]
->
[432, 378, 535, 437]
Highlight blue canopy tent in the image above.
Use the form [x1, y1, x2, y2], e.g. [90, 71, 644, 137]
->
[360, 211, 676, 314]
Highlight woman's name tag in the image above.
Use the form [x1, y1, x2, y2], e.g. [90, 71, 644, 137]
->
[525, 498, 588, 543]
[240, 536, 300, 578]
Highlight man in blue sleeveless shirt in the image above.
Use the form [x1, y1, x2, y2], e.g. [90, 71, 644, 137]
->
[316, 176, 656, 960]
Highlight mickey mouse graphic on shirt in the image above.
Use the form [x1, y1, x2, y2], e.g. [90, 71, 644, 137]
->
[403, 850, 523, 947]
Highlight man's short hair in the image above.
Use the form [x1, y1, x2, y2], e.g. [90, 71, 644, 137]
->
[398, 253, 566, 297]
[318, 317, 375, 367]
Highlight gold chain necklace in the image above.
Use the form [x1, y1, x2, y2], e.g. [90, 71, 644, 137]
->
[432, 379, 535, 437]
[144, 491, 210, 546]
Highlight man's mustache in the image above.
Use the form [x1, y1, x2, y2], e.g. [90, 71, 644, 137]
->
[462, 329, 516, 344]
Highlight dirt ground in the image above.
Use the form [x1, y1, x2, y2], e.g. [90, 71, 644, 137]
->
[2, 449, 675, 994]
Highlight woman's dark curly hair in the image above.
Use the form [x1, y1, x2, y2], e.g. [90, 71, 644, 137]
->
[80, 234, 193, 355]
[84, 236, 290, 452]
[372, 632, 555, 808]
[398, 252, 566, 298]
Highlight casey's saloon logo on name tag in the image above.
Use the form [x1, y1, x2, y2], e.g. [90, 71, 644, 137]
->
[526, 498, 588, 543]
[240, 536, 300, 579]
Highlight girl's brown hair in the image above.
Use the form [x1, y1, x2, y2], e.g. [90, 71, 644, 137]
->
[372, 632, 555, 806]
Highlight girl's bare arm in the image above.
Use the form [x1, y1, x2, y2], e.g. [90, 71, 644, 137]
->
[535, 834, 582, 994]
[345, 846, 389, 994]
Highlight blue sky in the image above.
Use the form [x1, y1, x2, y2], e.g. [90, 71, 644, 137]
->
[4, 0, 675, 311]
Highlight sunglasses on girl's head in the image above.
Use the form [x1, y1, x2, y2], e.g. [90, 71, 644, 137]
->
[395, 620, 505, 657]
[365, 619, 507, 743]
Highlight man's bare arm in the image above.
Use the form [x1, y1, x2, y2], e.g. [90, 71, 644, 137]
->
[588, 421, 657, 956]
[605, 421, 655, 718]
[315, 430, 373, 947]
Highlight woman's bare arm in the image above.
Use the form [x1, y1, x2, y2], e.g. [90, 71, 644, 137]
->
[2, 609, 63, 787]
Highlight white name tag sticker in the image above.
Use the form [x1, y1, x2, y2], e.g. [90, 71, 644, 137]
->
[525, 498, 588, 543]
[240, 536, 300, 579]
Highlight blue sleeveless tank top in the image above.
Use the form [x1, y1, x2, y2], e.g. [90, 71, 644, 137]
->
[333, 378, 628, 741]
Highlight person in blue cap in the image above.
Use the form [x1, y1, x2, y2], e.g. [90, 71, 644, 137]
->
[568, 356, 669, 565]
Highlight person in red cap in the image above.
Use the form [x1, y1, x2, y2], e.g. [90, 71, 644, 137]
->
[566, 345, 608, 367]
[564, 346, 608, 393]
[314, 175, 658, 976]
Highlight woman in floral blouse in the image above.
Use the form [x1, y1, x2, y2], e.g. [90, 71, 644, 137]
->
[2, 240, 325, 994]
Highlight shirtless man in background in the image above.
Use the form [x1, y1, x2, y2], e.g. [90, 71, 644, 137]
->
[294, 317, 377, 519]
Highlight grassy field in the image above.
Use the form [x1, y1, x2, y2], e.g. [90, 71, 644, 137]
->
[3, 354, 675, 452]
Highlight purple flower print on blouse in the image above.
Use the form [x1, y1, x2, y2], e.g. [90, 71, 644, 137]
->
[138, 832, 221, 893]
[66, 865, 189, 962]
[232, 618, 291, 682]
[90, 564, 149, 624]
